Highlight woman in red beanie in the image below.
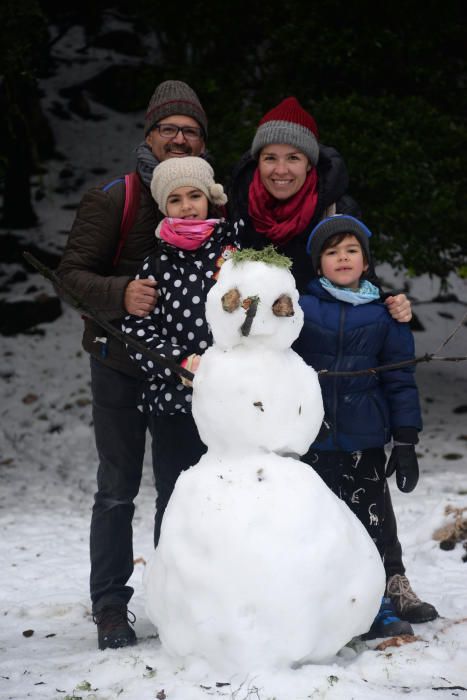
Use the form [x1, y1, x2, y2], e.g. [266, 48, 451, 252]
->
[228, 96, 438, 627]
[229, 96, 360, 293]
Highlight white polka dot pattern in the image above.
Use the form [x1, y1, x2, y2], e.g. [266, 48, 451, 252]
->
[122, 219, 242, 415]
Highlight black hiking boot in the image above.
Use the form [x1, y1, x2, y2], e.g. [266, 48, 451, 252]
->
[93, 604, 137, 650]
[362, 596, 414, 640]
[386, 574, 439, 623]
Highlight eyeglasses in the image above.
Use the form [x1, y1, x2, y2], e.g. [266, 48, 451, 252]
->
[153, 123, 203, 141]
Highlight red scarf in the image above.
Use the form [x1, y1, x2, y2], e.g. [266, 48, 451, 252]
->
[156, 218, 219, 251]
[248, 167, 319, 245]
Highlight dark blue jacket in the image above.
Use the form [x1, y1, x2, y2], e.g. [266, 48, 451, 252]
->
[293, 278, 422, 451]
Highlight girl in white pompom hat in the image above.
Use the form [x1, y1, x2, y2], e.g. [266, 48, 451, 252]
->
[122, 156, 242, 546]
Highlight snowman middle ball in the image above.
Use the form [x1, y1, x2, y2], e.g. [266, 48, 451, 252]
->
[193, 257, 324, 456]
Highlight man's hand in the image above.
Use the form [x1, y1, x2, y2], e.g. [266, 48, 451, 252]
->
[385, 294, 412, 323]
[386, 444, 419, 493]
[124, 279, 158, 317]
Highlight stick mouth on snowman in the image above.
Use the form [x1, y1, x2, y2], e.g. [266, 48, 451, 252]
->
[144, 247, 386, 674]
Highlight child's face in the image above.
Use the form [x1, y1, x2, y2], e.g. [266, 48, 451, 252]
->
[166, 186, 209, 219]
[319, 234, 369, 289]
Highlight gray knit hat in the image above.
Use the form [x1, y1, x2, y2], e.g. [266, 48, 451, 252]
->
[150, 157, 227, 215]
[306, 215, 373, 272]
[251, 96, 320, 165]
[144, 80, 208, 137]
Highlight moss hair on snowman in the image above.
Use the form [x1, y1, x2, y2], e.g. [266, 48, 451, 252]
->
[230, 245, 292, 269]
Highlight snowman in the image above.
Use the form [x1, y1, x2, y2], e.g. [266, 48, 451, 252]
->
[145, 248, 385, 673]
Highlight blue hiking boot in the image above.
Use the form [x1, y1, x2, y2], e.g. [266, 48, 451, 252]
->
[362, 596, 414, 640]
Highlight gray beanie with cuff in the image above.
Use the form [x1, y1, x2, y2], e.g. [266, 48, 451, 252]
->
[144, 80, 208, 137]
[306, 215, 373, 272]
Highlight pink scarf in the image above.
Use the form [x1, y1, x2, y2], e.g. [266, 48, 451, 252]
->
[248, 168, 319, 245]
[156, 217, 219, 251]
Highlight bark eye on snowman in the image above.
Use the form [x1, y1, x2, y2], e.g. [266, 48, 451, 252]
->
[221, 289, 294, 337]
[221, 288, 241, 312]
[272, 294, 294, 317]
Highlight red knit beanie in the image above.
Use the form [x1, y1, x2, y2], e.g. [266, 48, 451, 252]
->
[251, 97, 319, 165]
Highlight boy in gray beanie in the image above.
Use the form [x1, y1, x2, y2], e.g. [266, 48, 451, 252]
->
[295, 214, 433, 639]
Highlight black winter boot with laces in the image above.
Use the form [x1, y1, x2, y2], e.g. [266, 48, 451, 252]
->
[93, 604, 137, 650]
[386, 574, 439, 623]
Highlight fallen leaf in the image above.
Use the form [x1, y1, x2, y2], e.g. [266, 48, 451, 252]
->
[375, 634, 421, 650]
[75, 397, 91, 407]
[440, 616, 467, 634]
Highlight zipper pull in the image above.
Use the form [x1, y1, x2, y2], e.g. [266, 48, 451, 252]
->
[93, 336, 108, 358]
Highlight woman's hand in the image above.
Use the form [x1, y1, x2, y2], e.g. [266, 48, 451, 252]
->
[385, 293, 412, 323]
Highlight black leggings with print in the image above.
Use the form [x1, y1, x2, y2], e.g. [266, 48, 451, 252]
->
[301, 448, 387, 558]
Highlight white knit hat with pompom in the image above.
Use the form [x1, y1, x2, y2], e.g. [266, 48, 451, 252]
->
[151, 157, 227, 215]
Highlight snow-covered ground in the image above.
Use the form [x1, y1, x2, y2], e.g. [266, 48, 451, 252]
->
[1, 19, 467, 700]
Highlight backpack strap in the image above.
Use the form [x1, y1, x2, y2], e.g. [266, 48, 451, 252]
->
[111, 172, 141, 267]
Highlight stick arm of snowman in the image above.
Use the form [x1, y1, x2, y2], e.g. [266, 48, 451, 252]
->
[21, 252, 467, 380]
[23, 252, 195, 383]
[236, 289, 466, 374]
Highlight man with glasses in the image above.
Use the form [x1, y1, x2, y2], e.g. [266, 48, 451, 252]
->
[56, 80, 207, 650]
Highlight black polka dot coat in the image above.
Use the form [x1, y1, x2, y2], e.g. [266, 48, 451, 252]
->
[122, 219, 242, 415]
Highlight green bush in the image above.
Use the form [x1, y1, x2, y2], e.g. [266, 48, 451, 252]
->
[313, 94, 467, 278]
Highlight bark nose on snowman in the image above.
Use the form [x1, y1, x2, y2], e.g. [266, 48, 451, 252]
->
[240, 295, 260, 336]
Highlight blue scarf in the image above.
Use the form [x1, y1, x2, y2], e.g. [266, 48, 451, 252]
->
[320, 277, 380, 305]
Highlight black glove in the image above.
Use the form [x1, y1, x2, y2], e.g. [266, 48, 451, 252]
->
[385, 444, 419, 493]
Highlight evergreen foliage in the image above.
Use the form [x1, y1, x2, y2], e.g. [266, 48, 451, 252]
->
[232, 246, 293, 269]
[0, 0, 51, 226]
[2, 1, 466, 279]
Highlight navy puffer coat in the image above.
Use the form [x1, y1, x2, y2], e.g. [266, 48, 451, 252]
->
[293, 278, 422, 452]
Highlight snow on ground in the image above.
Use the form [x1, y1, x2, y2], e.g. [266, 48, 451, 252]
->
[1, 20, 467, 700]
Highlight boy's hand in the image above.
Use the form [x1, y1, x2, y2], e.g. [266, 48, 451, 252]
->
[386, 444, 419, 493]
[385, 294, 412, 323]
[124, 279, 158, 316]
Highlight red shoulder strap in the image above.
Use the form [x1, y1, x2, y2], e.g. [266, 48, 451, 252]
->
[112, 172, 141, 267]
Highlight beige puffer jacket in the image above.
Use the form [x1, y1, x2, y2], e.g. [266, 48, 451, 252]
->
[56, 175, 160, 377]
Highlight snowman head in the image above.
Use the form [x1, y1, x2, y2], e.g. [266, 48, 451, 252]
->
[206, 247, 304, 350]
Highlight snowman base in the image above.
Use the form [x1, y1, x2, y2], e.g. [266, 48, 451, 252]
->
[145, 452, 385, 673]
